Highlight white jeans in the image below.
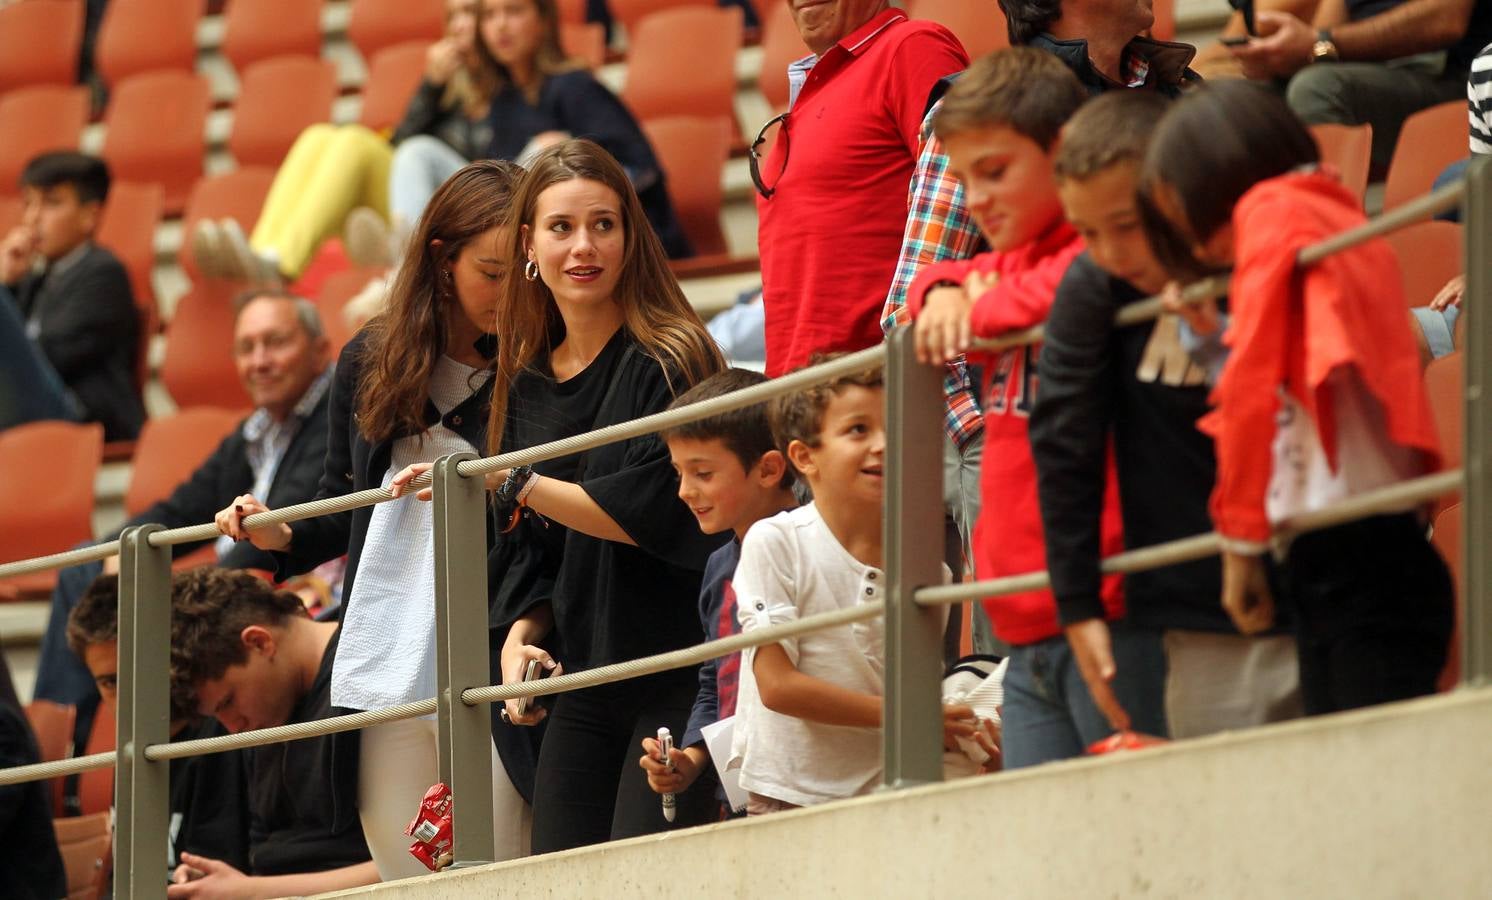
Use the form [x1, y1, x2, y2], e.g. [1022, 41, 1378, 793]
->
[358, 717, 530, 880]
[1164, 630, 1304, 739]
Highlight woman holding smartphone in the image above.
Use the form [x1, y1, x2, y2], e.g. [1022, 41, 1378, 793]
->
[403, 139, 724, 852]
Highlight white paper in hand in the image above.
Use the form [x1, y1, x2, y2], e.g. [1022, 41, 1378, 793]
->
[700, 716, 747, 813]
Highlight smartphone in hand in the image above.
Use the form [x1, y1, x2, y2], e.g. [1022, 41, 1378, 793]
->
[514, 658, 548, 717]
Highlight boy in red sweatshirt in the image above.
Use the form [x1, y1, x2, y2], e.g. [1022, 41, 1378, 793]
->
[908, 49, 1161, 768]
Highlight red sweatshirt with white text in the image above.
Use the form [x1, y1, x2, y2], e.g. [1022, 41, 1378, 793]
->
[909, 219, 1126, 644]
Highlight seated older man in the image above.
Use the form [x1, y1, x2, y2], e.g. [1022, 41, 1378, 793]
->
[31, 288, 334, 761]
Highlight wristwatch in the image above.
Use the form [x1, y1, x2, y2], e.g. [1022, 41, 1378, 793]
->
[1311, 29, 1339, 63]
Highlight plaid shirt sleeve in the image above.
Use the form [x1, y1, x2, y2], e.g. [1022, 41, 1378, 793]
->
[882, 103, 987, 451]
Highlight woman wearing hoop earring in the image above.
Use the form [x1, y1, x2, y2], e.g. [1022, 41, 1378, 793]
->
[395, 140, 724, 851]
[214, 160, 538, 879]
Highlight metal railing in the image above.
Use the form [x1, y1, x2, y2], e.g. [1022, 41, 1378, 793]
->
[0, 163, 1485, 898]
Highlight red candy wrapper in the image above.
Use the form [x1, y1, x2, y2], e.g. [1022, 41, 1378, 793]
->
[1086, 730, 1168, 755]
[404, 782, 455, 872]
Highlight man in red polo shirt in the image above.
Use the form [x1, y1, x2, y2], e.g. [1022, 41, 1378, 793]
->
[753, 0, 967, 376]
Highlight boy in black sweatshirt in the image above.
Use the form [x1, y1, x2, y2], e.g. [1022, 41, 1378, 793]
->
[1030, 90, 1302, 739]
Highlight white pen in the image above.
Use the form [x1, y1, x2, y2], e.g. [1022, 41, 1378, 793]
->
[658, 726, 676, 823]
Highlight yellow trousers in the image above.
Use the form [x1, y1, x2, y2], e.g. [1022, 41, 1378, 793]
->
[250, 123, 393, 277]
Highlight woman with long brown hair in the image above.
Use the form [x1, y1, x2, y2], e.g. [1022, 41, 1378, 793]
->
[214, 160, 534, 879]
[476, 139, 723, 851]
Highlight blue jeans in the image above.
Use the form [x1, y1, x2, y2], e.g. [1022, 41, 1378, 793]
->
[1002, 626, 1168, 769]
[388, 135, 468, 229]
[32, 554, 107, 755]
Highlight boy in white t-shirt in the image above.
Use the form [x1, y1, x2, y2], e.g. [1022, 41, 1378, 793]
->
[733, 360, 977, 814]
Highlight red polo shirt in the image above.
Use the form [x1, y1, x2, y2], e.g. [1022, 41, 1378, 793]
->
[755, 9, 967, 376]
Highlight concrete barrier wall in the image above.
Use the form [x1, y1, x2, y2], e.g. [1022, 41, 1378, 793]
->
[322, 688, 1492, 899]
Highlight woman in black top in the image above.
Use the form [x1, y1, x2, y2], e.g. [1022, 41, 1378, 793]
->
[479, 0, 693, 258]
[438, 139, 721, 851]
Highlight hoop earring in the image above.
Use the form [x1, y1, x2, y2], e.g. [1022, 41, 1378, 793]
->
[524, 260, 539, 282]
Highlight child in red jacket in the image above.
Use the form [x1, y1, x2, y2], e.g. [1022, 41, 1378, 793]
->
[909, 49, 1154, 767]
[1138, 81, 1453, 714]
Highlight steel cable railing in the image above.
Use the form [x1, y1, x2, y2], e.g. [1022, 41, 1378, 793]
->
[0, 171, 1481, 893]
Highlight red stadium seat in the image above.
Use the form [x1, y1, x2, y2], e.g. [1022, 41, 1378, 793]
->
[96, 0, 205, 86]
[178, 167, 276, 278]
[908, 0, 1008, 60]
[1387, 220, 1463, 309]
[561, 22, 607, 69]
[1431, 501, 1462, 691]
[102, 70, 209, 215]
[359, 41, 434, 134]
[607, 0, 712, 35]
[96, 180, 165, 389]
[622, 6, 743, 125]
[159, 281, 254, 410]
[77, 706, 114, 817]
[347, 0, 444, 62]
[54, 811, 111, 900]
[24, 700, 75, 817]
[757, 1, 809, 114]
[230, 55, 339, 168]
[0, 0, 84, 94]
[316, 265, 386, 355]
[1310, 123, 1372, 202]
[220, 0, 325, 73]
[0, 85, 90, 199]
[125, 407, 246, 517]
[643, 116, 731, 258]
[1384, 101, 1469, 211]
[1151, 0, 1176, 42]
[557, 0, 586, 25]
[0, 196, 21, 236]
[0, 421, 103, 599]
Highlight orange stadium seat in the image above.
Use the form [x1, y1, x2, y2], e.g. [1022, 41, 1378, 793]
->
[758, 1, 809, 114]
[359, 41, 434, 134]
[24, 700, 75, 817]
[159, 281, 255, 410]
[1387, 220, 1462, 309]
[54, 811, 111, 900]
[0, 0, 84, 94]
[316, 265, 385, 354]
[347, 0, 444, 63]
[76, 705, 113, 817]
[230, 55, 339, 168]
[643, 116, 731, 258]
[220, 0, 325, 73]
[178, 166, 276, 279]
[95, 0, 206, 86]
[557, 0, 586, 25]
[125, 407, 246, 517]
[1150, 0, 1176, 42]
[1384, 101, 1469, 211]
[1310, 123, 1372, 202]
[96, 180, 165, 390]
[908, 0, 1008, 61]
[0, 421, 103, 599]
[622, 6, 743, 126]
[1431, 501, 1462, 691]
[561, 22, 608, 69]
[607, 0, 712, 36]
[1425, 351, 1462, 474]
[0, 85, 90, 199]
[102, 70, 209, 215]
[0, 196, 21, 235]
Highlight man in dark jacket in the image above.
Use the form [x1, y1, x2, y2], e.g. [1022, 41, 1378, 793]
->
[32, 289, 334, 757]
[0, 152, 144, 441]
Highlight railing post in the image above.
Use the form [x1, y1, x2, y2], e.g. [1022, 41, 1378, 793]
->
[881, 327, 950, 787]
[432, 452, 496, 867]
[114, 524, 171, 898]
[1464, 157, 1491, 687]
